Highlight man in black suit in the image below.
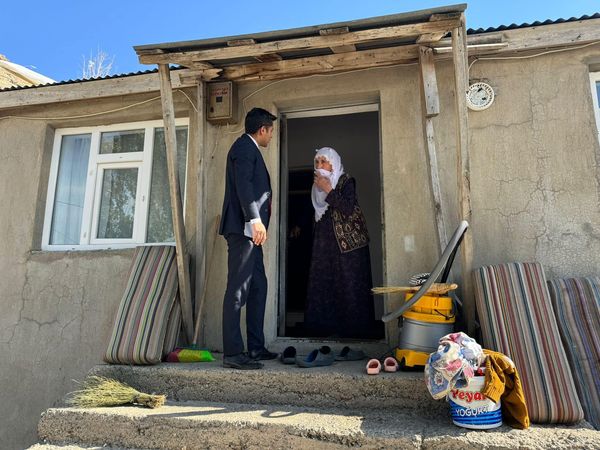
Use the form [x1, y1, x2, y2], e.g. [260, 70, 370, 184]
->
[219, 107, 278, 370]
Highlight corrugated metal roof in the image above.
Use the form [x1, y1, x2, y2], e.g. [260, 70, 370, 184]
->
[1, 10, 599, 94]
[0, 68, 160, 93]
[467, 12, 600, 34]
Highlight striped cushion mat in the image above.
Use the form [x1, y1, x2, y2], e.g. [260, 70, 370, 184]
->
[547, 277, 600, 430]
[473, 262, 583, 423]
[105, 246, 180, 365]
[162, 296, 182, 358]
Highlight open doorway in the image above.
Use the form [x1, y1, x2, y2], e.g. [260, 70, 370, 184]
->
[279, 106, 384, 340]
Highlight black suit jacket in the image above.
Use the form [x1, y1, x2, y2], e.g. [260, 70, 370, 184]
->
[219, 134, 272, 236]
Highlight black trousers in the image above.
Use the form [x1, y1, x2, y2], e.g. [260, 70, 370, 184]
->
[222, 233, 267, 356]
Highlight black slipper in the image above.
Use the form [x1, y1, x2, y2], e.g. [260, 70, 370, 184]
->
[280, 346, 296, 364]
[335, 346, 366, 361]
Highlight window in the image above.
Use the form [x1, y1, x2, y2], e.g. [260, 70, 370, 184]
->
[591, 72, 600, 142]
[42, 119, 189, 250]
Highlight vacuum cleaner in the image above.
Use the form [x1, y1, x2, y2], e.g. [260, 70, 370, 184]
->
[381, 221, 469, 369]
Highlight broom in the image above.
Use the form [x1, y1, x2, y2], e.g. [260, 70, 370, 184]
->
[66, 376, 166, 409]
[164, 215, 220, 363]
[372, 282, 458, 296]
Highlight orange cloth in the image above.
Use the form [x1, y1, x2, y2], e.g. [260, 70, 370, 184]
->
[482, 349, 530, 429]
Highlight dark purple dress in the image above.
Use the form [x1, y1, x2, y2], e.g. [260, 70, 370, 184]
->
[304, 176, 379, 339]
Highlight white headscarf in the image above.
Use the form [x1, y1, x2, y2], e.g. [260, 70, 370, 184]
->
[311, 147, 345, 222]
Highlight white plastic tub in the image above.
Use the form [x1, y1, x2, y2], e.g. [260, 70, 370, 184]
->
[448, 376, 502, 429]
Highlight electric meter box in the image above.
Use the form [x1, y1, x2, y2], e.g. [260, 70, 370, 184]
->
[207, 81, 237, 124]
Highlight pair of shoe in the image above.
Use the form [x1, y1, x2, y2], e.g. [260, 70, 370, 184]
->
[223, 353, 263, 370]
[281, 345, 366, 366]
[296, 345, 335, 368]
[223, 348, 278, 370]
[366, 357, 399, 375]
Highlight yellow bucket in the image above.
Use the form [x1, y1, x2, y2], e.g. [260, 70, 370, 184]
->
[402, 293, 455, 324]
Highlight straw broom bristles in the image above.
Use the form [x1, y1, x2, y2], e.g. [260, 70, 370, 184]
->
[372, 283, 458, 296]
[66, 376, 166, 409]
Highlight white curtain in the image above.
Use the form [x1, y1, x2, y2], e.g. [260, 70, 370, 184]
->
[50, 134, 91, 245]
[146, 127, 188, 243]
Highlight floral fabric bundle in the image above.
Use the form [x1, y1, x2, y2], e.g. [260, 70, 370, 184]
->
[425, 332, 485, 400]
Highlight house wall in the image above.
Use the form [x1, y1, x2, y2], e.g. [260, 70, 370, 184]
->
[465, 52, 600, 275]
[0, 91, 197, 450]
[199, 45, 600, 351]
[198, 66, 441, 350]
[1, 43, 600, 449]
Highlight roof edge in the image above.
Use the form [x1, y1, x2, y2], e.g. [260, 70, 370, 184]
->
[134, 4, 467, 53]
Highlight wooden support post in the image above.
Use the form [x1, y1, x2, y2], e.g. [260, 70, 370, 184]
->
[193, 80, 208, 345]
[419, 46, 440, 117]
[157, 63, 195, 344]
[418, 46, 448, 253]
[451, 17, 476, 334]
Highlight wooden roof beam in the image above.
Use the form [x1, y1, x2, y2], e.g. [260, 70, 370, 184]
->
[137, 18, 461, 65]
[319, 27, 356, 53]
[416, 32, 447, 44]
[218, 44, 420, 81]
[254, 53, 283, 62]
[330, 45, 357, 54]
[183, 61, 215, 70]
[178, 68, 222, 81]
[416, 12, 462, 44]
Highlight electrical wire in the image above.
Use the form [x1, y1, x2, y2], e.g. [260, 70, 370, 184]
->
[0, 89, 197, 121]
[210, 39, 600, 157]
[3, 39, 598, 126]
[468, 40, 600, 72]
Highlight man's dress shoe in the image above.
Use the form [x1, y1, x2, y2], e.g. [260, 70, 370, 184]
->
[223, 353, 263, 370]
[249, 348, 278, 361]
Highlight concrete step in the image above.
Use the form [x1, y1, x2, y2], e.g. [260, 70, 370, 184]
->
[29, 445, 132, 450]
[90, 356, 448, 418]
[37, 400, 600, 450]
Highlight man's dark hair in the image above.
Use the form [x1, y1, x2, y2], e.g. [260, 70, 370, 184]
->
[245, 107, 277, 134]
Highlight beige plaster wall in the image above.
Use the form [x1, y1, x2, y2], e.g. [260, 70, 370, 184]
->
[0, 91, 197, 450]
[199, 46, 600, 349]
[198, 66, 444, 350]
[464, 51, 600, 278]
[1, 44, 600, 449]
[0, 118, 132, 450]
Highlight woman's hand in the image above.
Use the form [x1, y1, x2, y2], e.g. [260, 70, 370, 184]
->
[314, 172, 332, 193]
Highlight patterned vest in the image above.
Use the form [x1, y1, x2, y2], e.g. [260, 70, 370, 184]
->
[331, 174, 370, 253]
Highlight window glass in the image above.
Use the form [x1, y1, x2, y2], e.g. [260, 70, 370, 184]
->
[100, 129, 144, 154]
[45, 122, 189, 248]
[50, 134, 91, 244]
[97, 168, 138, 239]
[146, 127, 188, 243]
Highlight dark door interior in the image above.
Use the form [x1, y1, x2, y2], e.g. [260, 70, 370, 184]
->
[281, 110, 384, 339]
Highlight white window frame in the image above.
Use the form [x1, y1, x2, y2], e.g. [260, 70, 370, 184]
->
[590, 72, 600, 142]
[42, 118, 189, 251]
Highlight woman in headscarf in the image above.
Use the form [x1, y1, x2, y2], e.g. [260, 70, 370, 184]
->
[304, 147, 380, 339]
